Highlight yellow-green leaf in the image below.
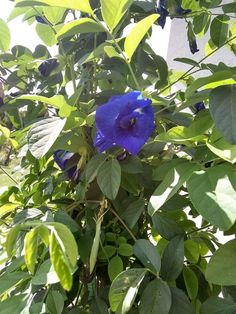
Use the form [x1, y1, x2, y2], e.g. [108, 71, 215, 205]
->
[101, 0, 133, 32]
[56, 18, 105, 40]
[15, 0, 93, 14]
[24, 227, 40, 274]
[124, 14, 158, 61]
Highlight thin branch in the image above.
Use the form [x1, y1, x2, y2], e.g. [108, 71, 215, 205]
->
[110, 207, 137, 242]
[0, 166, 18, 185]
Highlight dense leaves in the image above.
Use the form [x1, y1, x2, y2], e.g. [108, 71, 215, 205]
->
[0, 0, 236, 312]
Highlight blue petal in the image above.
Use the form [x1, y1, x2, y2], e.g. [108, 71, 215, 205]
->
[94, 91, 155, 155]
[54, 150, 74, 170]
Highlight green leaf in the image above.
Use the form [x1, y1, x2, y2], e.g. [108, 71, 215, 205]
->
[174, 57, 199, 68]
[85, 154, 106, 184]
[201, 297, 236, 314]
[223, 3, 236, 13]
[209, 85, 236, 144]
[43, 6, 65, 25]
[31, 259, 60, 285]
[15, 0, 93, 13]
[49, 231, 73, 291]
[24, 226, 40, 274]
[0, 271, 31, 295]
[124, 14, 158, 61]
[91, 297, 109, 314]
[134, 239, 161, 273]
[160, 235, 184, 281]
[28, 117, 66, 159]
[183, 266, 198, 300]
[187, 165, 236, 230]
[109, 268, 147, 313]
[5, 224, 23, 256]
[152, 212, 184, 240]
[18, 95, 75, 118]
[46, 290, 64, 314]
[148, 161, 199, 216]
[101, 0, 133, 32]
[108, 255, 123, 281]
[185, 71, 236, 99]
[49, 223, 78, 266]
[118, 243, 133, 256]
[36, 23, 57, 46]
[97, 159, 121, 200]
[0, 295, 28, 314]
[207, 129, 236, 163]
[0, 19, 11, 52]
[184, 239, 200, 264]
[56, 18, 105, 40]
[139, 278, 171, 314]
[210, 15, 230, 47]
[205, 240, 236, 285]
[122, 199, 145, 229]
[169, 287, 194, 314]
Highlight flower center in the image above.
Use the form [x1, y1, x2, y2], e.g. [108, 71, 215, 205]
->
[120, 116, 137, 129]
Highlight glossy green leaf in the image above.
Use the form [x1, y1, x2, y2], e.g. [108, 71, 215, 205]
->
[49, 223, 78, 266]
[43, 6, 65, 25]
[97, 159, 121, 200]
[0, 295, 28, 314]
[201, 297, 236, 314]
[0, 271, 31, 295]
[122, 199, 145, 229]
[148, 161, 199, 216]
[36, 23, 57, 46]
[206, 240, 236, 285]
[108, 255, 123, 281]
[46, 290, 64, 314]
[183, 266, 198, 300]
[160, 235, 184, 281]
[139, 278, 171, 314]
[28, 117, 66, 159]
[24, 227, 40, 274]
[209, 85, 236, 144]
[187, 165, 236, 230]
[56, 18, 105, 40]
[0, 19, 11, 52]
[134, 239, 161, 273]
[118, 243, 133, 256]
[152, 212, 184, 240]
[5, 224, 23, 257]
[18, 95, 75, 118]
[169, 287, 194, 314]
[15, 0, 93, 13]
[124, 14, 158, 61]
[210, 15, 230, 47]
[101, 0, 133, 32]
[109, 268, 146, 313]
[49, 231, 73, 291]
[32, 259, 60, 285]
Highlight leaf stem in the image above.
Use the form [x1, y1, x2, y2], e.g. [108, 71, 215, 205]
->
[110, 207, 137, 242]
[0, 166, 18, 185]
[186, 223, 212, 235]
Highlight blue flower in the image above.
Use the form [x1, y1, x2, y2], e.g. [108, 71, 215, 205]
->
[187, 22, 199, 54]
[94, 91, 155, 156]
[35, 16, 47, 24]
[156, 0, 169, 28]
[156, 0, 191, 28]
[38, 59, 59, 77]
[54, 150, 80, 182]
[194, 101, 205, 113]
[189, 38, 199, 54]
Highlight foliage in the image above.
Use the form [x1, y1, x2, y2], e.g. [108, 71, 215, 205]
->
[0, 0, 236, 313]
